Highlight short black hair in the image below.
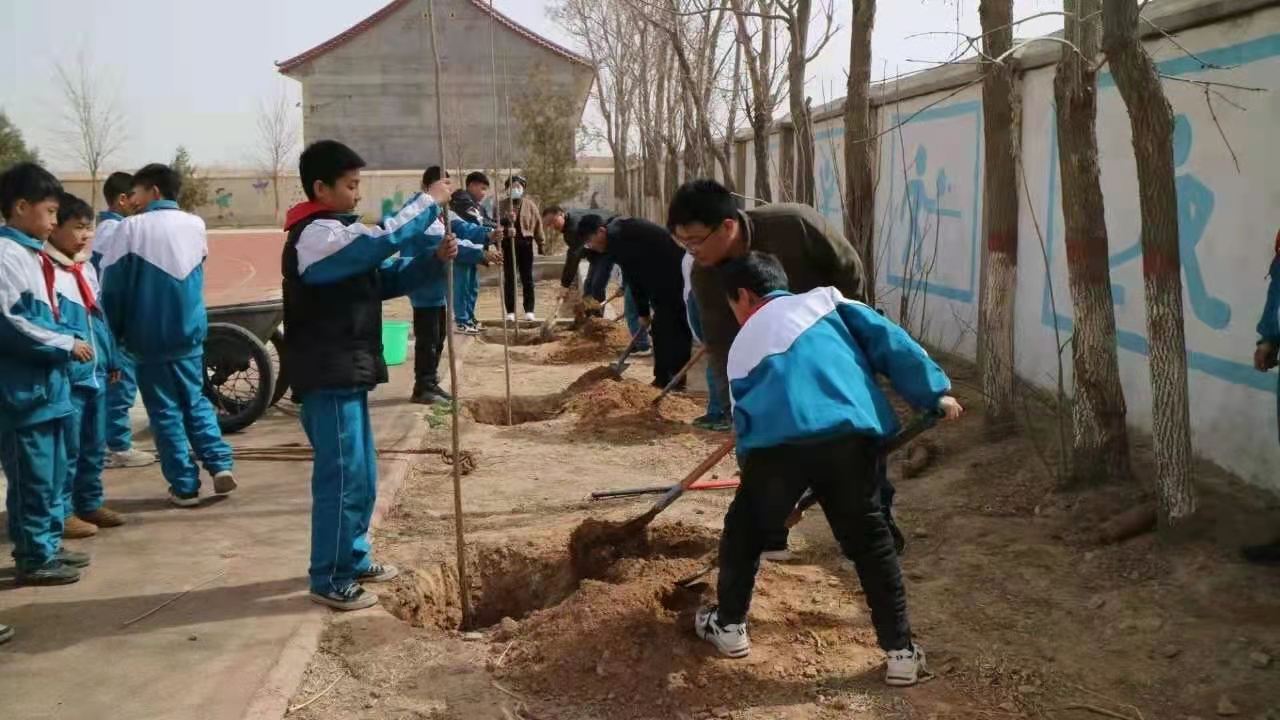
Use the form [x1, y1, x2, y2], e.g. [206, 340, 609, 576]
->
[299, 140, 366, 201]
[0, 162, 62, 221]
[541, 204, 564, 218]
[667, 178, 737, 230]
[465, 171, 490, 188]
[575, 213, 606, 244]
[103, 172, 133, 206]
[56, 192, 93, 226]
[717, 251, 790, 300]
[422, 165, 449, 188]
[133, 163, 182, 201]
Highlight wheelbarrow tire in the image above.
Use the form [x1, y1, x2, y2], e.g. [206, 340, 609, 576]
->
[268, 328, 290, 406]
[204, 322, 275, 434]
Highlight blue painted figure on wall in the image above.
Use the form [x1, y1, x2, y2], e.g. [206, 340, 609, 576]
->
[817, 156, 841, 222]
[1107, 114, 1229, 329]
[899, 145, 961, 275]
[380, 191, 406, 221]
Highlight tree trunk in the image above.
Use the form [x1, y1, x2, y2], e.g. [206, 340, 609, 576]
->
[751, 116, 772, 203]
[787, 0, 815, 206]
[778, 125, 795, 201]
[1102, 0, 1195, 526]
[977, 0, 1020, 436]
[1055, 0, 1131, 485]
[272, 172, 281, 222]
[844, 0, 876, 306]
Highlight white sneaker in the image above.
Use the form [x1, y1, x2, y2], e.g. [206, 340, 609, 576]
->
[760, 548, 793, 562]
[212, 470, 237, 495]
[524, 312, 537, 322]
[505, 313, 516, 323]
[694, 606, 750, 658]
[106, 448, 156, 469]
[885, 644, 927, 687]
[168, 490, 201, 508]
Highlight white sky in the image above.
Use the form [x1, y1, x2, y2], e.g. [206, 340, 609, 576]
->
[0, 0, 1064, 173]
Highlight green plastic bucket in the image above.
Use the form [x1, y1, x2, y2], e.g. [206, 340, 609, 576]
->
[382, 320, 411, 366]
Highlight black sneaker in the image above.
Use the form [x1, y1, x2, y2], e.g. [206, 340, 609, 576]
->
[1242, 539, 1280, 566]
[357, 562, 400, 583]
[16, 560, 80, 586]
[0, 624, 13, 645]
[310, 583, 378, 611]
[57, 548, 91, 568]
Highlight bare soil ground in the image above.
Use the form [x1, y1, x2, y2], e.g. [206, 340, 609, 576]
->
[292, 284, 1280, 720]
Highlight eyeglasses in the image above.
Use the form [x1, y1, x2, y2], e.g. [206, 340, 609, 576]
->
[675, 223, 721, 250]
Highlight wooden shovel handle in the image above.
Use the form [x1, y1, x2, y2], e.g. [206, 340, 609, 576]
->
[650, 438, 736, 515]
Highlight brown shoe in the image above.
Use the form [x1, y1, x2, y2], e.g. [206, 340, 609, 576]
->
[62, 516, 99, 539]
[79, 507, 126, 528]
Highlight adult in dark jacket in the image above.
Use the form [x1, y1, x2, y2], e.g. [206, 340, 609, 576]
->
[542, 205, 616, 304]
[578, 215, 691, 389]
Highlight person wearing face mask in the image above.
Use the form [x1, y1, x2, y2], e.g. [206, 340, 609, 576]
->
[496, 176, 544, 322]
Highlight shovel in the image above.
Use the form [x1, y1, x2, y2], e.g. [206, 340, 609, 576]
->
[651, 347, 707, 406]
[539, 293, 566, 341]
[673, 409, 945, 589]
[610, 327, 648, 377]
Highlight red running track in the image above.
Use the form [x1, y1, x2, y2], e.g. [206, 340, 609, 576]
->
[205, 229, 286, 308]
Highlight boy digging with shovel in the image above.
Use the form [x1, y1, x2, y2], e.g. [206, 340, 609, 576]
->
[695, 252, 962, 687]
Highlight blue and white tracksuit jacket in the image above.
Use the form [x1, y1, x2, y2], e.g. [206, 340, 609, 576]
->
[45, 245, 117, 515]
[100, 199, 232, 496]
[0, 225, 77, 570]
[292, 192, 455, 595]
[1257, 251, 1280, 442]
[93, 210, 140, 452]
[727, 287, 952, 455]
[403, 216, 488, 310]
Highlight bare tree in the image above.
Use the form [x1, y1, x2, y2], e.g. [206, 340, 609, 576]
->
[54, 53, 126, 212]
[256, 87, 300, 224]
[844, 0, 877, 305]
[977, 0, 1021, 436]
[1102, 0, 1195, 526]
[728, 0, 789, 202]
[1054, 0, 1131, 484]
[778, 0, 838, 206]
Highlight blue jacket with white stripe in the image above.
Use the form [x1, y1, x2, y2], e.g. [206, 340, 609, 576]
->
[90, 210, 125, 272]
[0, 226, 75, 431]
[45, 245, 117, 394]
[401, 215, 488, 309]
[100, 200, 209, 364]
[727, 287, 952, 454]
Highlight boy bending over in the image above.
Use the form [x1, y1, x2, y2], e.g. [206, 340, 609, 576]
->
[694, 252, 962, 687]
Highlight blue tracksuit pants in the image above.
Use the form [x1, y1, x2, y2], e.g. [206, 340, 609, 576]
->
[136, 355, 234, 497]
[623, 283, 652, 350]
[453, 264, 479, 326]
[64, 388, 107, 516]
[300, 389, 376, 595]
[2, 419, 67, 571]
[106, 350, 139, 452]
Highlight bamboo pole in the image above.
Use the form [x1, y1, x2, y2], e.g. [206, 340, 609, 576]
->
[426, 0, 471, 629]
[491, 0, 513, 426]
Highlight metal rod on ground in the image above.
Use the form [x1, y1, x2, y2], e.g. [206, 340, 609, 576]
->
[426, 0, 471, 628]
[652, 346, 706, 405]
[590, 478, 740, 500]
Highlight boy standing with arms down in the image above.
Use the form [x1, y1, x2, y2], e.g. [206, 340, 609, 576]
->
[92, 171, 155, 469]
[100, 164, 235, 507]
[449, 171, 497, 335]
[47, 192, 127, 539]
[0, 163, 93, 586]
[694, 252, 962, 687]
[283, 140, 460, 610]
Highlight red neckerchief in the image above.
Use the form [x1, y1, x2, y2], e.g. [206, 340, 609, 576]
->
[38, 253, 61, 321]
[66, 262, 98, 313]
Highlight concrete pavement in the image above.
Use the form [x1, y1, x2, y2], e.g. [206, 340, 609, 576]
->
[0, 345, 462, 720]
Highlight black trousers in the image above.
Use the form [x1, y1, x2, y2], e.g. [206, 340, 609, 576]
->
[412, 306, 447, 387]
[766, 463, 898, 551]
[650, 298, 692, 388]
[717, 434, 912, 652]
[584, 254, 614, 303]
[503, 235, 536, 314]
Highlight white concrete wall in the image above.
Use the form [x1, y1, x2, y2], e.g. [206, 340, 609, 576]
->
[728, 2, 1280, 492]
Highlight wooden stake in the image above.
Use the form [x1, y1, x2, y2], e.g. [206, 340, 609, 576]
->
[490, 0, 513, 426]
[426, 0, 471, 629]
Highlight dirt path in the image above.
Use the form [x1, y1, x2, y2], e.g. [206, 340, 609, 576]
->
[289, 290, 1280, 720]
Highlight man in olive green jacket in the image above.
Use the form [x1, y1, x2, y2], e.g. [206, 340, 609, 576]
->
[667, 178, 867, 412]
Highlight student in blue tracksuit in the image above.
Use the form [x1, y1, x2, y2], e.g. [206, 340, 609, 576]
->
[284, 140, 461, 611]
[1248, 229, 1280, 566]
[100, 163, 236, 508]
[692, 251, 962, 688]
[46, 193, 128, 540]
[409, 166, 500, 405]
[449, 171, 498, 335]
[92, 171, 155, 470]
[0, 162, 94, 587]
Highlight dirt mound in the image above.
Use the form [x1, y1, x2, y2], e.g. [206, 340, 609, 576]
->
[467, 368, 703, 431]
[540, 318, 633, 364]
